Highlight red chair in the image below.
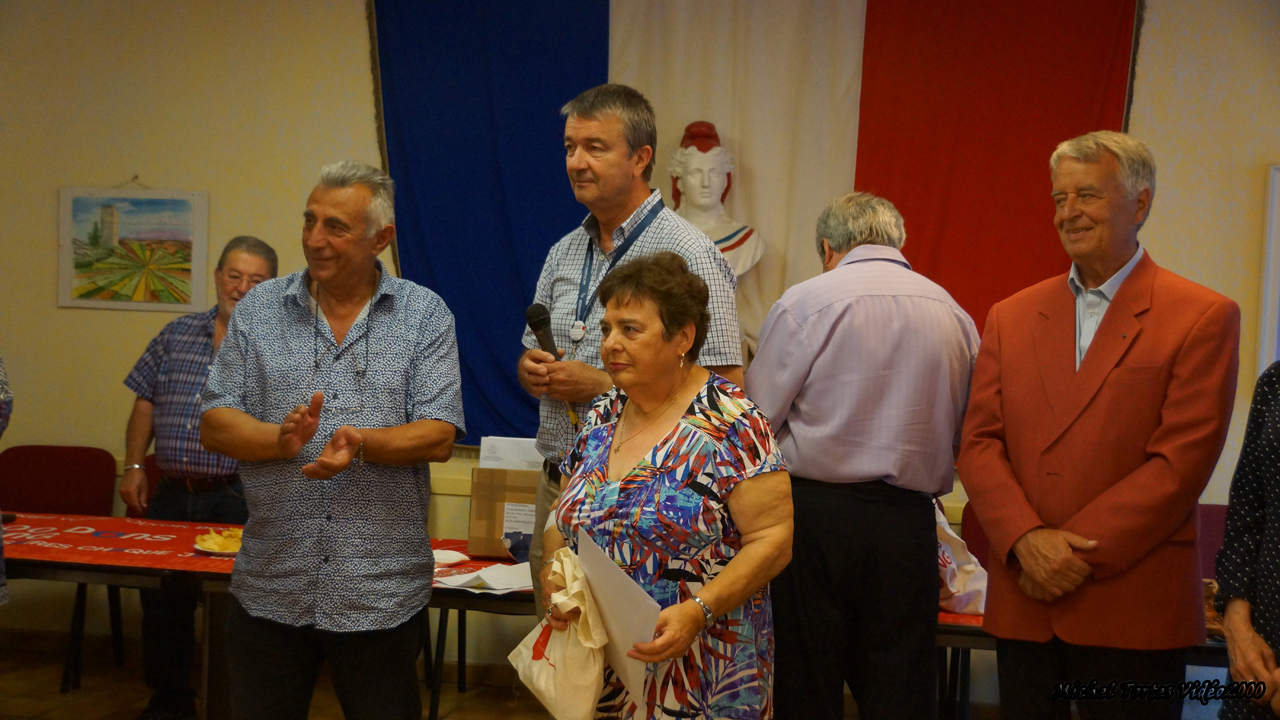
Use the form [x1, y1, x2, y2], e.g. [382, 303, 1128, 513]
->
[0, 445, 125, 692]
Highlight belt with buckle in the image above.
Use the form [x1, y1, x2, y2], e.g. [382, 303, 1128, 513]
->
[162, 473, 239, 493]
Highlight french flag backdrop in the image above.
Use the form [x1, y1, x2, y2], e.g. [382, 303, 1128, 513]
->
[375, 0, 1137, 443]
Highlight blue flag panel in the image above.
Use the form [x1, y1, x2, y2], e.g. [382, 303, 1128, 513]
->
[374, 0, 609, 442]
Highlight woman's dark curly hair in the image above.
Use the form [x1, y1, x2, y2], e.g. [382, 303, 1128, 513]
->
[597, 251, 710, 362]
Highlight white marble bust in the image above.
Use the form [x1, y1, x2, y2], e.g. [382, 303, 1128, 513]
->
[669, 122, 767, 359]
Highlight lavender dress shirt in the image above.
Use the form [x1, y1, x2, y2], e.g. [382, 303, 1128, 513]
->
[746, 245, 979, 494]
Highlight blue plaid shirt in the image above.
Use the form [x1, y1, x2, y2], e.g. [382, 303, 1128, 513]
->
[202, 262, 465, 631]
[125, 307, 238, 479]
[523, 189, 742, 461]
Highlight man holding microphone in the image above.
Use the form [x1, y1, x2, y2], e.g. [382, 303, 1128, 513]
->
[518, 84, 743, 615]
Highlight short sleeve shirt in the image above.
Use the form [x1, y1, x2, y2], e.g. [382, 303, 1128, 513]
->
[124, 306, 237, 479]
[523, 189, 742, 462]
[202, 262, 465, 631]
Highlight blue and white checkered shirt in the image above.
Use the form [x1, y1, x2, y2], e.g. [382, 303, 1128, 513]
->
[523, 189, 742, 462]
[125, 307, 238, 479]
[203, 261, 465, 631]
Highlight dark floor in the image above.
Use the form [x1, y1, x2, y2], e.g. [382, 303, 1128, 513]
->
[0, 631, 550, 720]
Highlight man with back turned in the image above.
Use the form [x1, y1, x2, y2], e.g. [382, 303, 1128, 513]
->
[749, 192, 979, 719]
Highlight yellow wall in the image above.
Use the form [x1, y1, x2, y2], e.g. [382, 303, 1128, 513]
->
[0, 1, 535, 665]
[0, 0, 386, 459]
[1127, 0, 1280, 504]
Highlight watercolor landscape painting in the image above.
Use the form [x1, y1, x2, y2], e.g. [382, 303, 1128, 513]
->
[59, 188, 207, 311]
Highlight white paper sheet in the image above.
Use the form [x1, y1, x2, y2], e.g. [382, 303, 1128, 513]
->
[575, 527, 661, 705]
[478, 436, 544, 471]
[435, 562, 533, 591]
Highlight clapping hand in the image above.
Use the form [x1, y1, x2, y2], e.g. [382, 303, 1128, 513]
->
[302, 425, 364, 479]
[278, 392, 324, 459]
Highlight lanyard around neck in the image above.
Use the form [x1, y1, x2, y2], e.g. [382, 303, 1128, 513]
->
[574, 198, 665, 325]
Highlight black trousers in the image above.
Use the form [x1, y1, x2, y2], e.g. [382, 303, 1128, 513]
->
[997, 636, 1187, 720]
[772, 477, 939, 720]
[141, 479, 248, 713]
[225, 596, 425, 720]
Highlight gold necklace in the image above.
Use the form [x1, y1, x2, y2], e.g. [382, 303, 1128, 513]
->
[613, 382, 685, 451]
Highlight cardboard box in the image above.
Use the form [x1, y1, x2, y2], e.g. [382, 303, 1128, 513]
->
[467, 467, 540, 560]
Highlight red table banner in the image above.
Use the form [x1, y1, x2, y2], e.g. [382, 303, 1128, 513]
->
[3, 513, 507, 583]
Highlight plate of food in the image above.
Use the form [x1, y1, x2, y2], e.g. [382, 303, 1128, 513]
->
[194, 528, 242, 557]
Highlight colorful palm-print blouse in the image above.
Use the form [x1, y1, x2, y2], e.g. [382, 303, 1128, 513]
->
[556, 373, 787, 720]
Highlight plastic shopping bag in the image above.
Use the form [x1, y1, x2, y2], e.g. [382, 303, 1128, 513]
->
[509, 546, 608, 720]
[937, 505, 987, 614]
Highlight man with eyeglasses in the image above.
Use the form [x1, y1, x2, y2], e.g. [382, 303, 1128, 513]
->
[201, 161, 464, 720]
[120, 235, 277, 720]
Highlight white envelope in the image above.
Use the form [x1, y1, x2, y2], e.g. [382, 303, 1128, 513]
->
[575, 527, 661, 705]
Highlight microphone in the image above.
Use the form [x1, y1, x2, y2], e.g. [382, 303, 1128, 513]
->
[525, 304, 558, 357]
[525, 303, 580, 429]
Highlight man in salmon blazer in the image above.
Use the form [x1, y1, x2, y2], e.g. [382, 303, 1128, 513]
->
[958, 131, 1239, 720]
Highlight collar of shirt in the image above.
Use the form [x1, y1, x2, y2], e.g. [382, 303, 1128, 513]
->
[580, 188, 664, 251]
[835, 244, 913, 271]
[284, 259, 400, 312]
[1067, 245, 1144, 301]
[200, 305, 219, 338]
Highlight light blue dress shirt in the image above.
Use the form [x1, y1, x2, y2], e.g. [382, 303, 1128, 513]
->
[1067, 246, 1143, 369]
[746, 245, 980, 494]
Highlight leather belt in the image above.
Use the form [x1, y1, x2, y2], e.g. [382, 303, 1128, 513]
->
[162, 473, 239, 493]
[543, 459, 562, 486]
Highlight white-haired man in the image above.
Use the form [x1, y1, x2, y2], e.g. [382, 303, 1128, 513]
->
[959, 132, 1239, 719]
[517, 84, 743, 614]
[748, 193, 979, 720]
[201, 162, 465, 719]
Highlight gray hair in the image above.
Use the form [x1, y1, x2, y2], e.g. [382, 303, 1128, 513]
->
[216, 235, 279, 277]
[1050, 131, 1156, 203]
[317, 161, 395, 237]
[668, 145, 733, 180]
[561, 84, 658, 182]
[815, 192, 906, 258]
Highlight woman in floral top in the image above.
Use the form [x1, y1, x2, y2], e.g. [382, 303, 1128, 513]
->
[540, 253, 793, 720]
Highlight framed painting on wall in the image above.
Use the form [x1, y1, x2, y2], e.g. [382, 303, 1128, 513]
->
[58, 187, 208, 312]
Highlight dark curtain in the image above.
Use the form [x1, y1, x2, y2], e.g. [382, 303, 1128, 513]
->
[374, 0, 609, 442]
[855, 0, 1138, 331]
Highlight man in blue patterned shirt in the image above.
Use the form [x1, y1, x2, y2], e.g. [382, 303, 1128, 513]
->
[121, 235, 278, 720]
[201, 161, 464, 720]
[518, 84, 744, 614]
